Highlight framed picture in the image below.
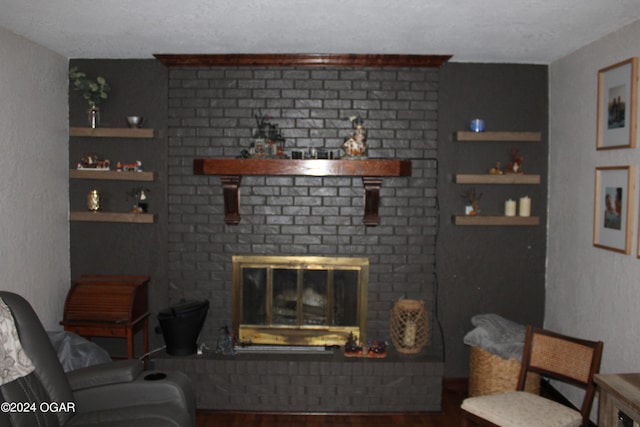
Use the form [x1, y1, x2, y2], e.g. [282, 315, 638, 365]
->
[593, 166, 634, 254]
[597, 58, 637, 150]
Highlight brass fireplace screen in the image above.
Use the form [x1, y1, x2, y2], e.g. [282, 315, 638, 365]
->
[232, 256, 369, 346]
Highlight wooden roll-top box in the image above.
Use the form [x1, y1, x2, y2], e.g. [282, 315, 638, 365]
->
[62, 275, 149, 325]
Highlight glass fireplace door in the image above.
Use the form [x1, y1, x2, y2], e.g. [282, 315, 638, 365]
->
[233, 256, 368, 346]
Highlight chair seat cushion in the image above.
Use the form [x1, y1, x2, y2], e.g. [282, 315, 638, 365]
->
[461, 391, 582, 427]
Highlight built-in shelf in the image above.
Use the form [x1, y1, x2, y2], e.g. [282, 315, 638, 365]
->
[69, 170, 155, 181]
[193, 158, 412, 226]
[70, 212, 156, 224]
[453, 215, 540, 226]
[454, 130, 542, 227]
[69, 127, 156, 225]
[455, 174, 541, 184]
[70, 127, 154, 138]
[456, 131, 542, 142]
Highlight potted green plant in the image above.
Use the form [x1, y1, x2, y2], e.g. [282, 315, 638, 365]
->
[69, 67, 110, 128]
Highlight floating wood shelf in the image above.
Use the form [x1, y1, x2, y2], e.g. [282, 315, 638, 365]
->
[70, 127, 155, 138]
[70, 212, 156, 224]
[453, 215, 540, 226]
[193, 158, 412, 226]
[456, 131, 542, 142]
[454, 174, 541, 184]
[69, 170, 155, 181]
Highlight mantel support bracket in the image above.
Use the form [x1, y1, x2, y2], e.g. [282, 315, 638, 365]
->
[194, 159, 412, 227]
[217, 175, 384, 226]
[220, 176, 241, 225]
[362, 177, 383, 226]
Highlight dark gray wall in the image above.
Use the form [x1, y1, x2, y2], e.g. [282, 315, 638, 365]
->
[69, 59, 169, 350]
[68, 60, 548, 377]
[437, 63, 548, 377]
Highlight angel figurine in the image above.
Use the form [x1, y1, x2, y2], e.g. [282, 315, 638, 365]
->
[342, 115, 368, 158]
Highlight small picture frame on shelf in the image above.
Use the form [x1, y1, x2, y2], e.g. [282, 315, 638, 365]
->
[596, 58, 638, 150]
[593, 166, 634, 254]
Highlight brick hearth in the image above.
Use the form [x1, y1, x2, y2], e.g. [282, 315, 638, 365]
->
[154, 342, 443, 412]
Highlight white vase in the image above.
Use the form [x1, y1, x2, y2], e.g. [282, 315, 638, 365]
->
[88, 106, 100, 128]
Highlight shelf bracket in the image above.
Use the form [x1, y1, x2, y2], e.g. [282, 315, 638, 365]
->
[220, 176, 241, 225]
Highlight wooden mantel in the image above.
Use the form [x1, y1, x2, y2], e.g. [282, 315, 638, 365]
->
[193, 158, 412, 226]
[155, 53, 451, 68]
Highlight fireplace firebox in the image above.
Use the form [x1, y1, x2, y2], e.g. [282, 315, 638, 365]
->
[232, 255, 369, 346]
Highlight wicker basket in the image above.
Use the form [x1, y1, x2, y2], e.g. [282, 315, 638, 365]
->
[468, 346, 540, 397]
[389, 299, 429, 354]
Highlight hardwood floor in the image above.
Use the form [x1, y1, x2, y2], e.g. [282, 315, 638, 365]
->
[196, 379, 467, 427]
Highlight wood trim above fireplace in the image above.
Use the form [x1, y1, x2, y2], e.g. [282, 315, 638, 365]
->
[154, 53, 451, 68]
[193, 158, 412, 226]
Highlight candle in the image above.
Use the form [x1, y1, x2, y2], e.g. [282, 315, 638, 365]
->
[505, 199, 516, 216]
[470, 119, 485, 132]
[519, 196, 531, 217]
[403, 320, 416, 347]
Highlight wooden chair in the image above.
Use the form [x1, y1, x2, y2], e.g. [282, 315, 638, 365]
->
[460, 325, 603, 427]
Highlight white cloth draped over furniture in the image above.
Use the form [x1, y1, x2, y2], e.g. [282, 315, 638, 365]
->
[0, 298, 35, 386]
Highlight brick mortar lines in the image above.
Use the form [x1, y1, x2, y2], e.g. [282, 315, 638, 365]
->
[167, 66, 439, 344]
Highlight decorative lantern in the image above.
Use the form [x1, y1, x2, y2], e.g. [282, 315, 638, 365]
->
[390, 299, 429, 354]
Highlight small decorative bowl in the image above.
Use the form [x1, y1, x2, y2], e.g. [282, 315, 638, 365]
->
[127, 116, 144, 128]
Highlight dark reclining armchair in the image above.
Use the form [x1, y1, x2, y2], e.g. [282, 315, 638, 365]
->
[0, 291, 196, 427]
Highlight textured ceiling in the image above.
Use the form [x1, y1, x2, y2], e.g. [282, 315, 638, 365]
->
[1, 0, 639, 63]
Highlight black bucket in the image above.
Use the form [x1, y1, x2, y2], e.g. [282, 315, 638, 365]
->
[157, 300, 209, 356]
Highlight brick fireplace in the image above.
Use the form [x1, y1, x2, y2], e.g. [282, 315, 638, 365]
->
[155, 59, 443, 411]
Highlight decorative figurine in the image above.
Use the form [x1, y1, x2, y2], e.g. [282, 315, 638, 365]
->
[489, 162, 503, 175]
[249, 111, 286, 159]
[77, 153, 110, 170]
[127, 187, 150, 213]
[344, 332, 363, 356]
[506, 149, 523, 174]
[342, 115, 368, 159]
[215, 325, 236, 356]
[462, 188, 483, 216]
[367, 340, 387, 358]
[117, 160, 143, 172]
[344, 333, 387, 358]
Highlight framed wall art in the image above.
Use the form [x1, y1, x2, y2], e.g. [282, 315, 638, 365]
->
[596, 57, 637, 150]
[593, 166, 634, 254]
